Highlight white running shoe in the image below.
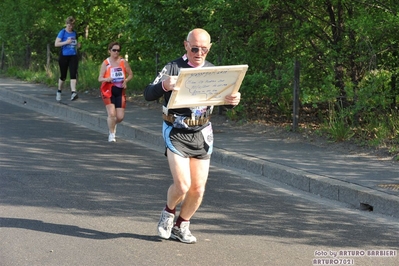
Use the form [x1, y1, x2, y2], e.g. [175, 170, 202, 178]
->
[56, 91, 61, 101]
[70, 92, 78, 101]
[170, 221, 197, 244]
[108, 133, 116, 142]
[157, 209, 175, 239]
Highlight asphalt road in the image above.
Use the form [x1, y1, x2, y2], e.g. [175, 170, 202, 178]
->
[0, 99, 398, 266]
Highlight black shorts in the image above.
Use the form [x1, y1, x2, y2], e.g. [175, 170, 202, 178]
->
[102, 86, 126, 108]
[162, 121, 213, 159]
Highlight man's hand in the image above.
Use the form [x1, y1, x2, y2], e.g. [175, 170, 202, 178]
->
[162, 76, 178, 92]
[225, 92, 241, 106]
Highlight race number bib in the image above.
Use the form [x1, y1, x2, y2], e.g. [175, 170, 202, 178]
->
[201, 123, 213, 147]
[111, 67, 125, 83]
[190, 106, 207, 118]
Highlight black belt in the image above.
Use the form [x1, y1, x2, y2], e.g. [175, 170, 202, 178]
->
[162, 114, 210, 126]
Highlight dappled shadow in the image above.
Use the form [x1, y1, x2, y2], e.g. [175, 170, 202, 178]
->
[212, 124, 399, 196]
[1, 103, 398, 251]
[201, 173, 399, 248]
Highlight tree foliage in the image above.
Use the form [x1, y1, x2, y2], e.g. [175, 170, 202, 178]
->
[1, 0, 399, 128]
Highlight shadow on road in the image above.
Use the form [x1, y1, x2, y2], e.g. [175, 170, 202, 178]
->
[0, 217, 160, 242]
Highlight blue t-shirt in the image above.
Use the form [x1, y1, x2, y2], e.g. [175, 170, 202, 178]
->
[57, 29, 77, 56]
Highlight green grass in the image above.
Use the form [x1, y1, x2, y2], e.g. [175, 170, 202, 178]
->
[4, 60, 152, 97]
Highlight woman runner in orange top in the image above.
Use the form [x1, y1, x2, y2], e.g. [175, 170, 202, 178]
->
[98, 41, 133, 142]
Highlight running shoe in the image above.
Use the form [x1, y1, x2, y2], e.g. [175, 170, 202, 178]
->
[70, 92, 78, 101]
[56, 91, 61, 101]
[108, 133, 116, 142]
[170, 221, 197, 244]
[157, 209, 175, 239]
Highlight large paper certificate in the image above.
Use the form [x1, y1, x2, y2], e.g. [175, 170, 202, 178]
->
[166, 65, 248, 109]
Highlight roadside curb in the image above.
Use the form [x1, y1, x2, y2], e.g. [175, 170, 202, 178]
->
[1, 87, 398, 218]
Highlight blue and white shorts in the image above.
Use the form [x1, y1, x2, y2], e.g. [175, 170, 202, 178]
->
[162, 121, 213, 159]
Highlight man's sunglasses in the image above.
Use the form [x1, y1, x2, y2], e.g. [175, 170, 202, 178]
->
[187, 42, 209, 54]
[111, 49, 121, 52]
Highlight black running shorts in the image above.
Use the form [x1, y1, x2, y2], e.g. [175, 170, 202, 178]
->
[162, 121, 213, 159]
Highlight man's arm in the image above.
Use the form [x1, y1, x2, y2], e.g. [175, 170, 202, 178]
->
[144, 64, 174, 101]
[144, 81, 165, 101]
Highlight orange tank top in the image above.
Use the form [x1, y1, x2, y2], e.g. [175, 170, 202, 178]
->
[103, 58, 126, 87]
